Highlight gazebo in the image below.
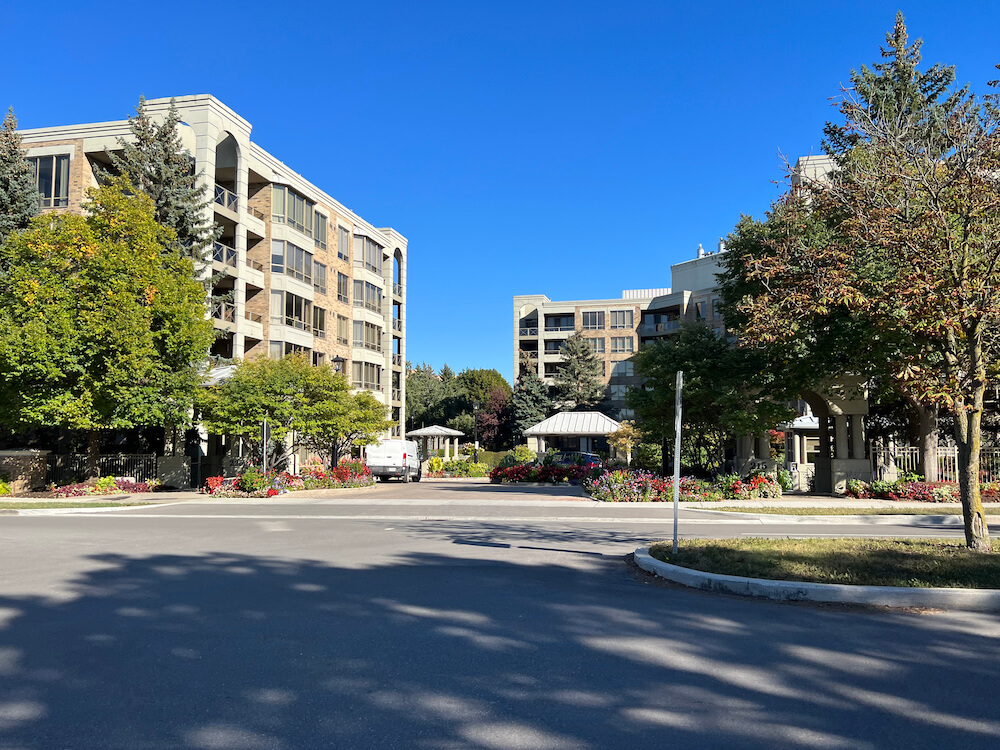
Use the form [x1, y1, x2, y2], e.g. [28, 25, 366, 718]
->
[405, 425, 466, 461]
[523, 411, 622, 456]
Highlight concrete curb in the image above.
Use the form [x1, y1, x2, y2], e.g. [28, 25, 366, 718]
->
[633, 547, 1000, 612]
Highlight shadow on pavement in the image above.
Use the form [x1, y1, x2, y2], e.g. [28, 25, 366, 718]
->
[1, 549, 999, 748]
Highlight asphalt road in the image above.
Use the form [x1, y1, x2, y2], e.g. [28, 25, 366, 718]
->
[1, 480, 998, 749]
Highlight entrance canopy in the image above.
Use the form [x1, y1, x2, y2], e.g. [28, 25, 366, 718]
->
[523, 411, 621, 454]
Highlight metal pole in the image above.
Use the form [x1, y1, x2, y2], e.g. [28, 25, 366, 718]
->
[673, 370, 683, 555]
[262, 418, 268, 474]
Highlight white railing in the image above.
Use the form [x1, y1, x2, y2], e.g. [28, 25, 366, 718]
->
[873, 445, 1000, 483]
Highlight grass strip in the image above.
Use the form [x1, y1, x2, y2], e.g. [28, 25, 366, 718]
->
[649, 537, 1000, 589]
[703, 506, 974, 516]
[0, 501, 153, 510]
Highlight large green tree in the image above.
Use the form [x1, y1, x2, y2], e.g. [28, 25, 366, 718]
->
[197, 355, 392, 468]
[0, 178, 215, 473]
[733, 15, 999, 549]
[553, 333, 606, 410]
[0, 108, 38, 248]
[105, 96, 220, 263]
[628, 324, 794, 476]
[511, 368, 554, 438]
[457, 368, 512, 406]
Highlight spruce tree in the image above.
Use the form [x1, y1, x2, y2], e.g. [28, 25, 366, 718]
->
[511, 367, 553, 436]
[105, 96, 219, 262]
[553, 333, 606, 410]
[0, 108, 39, 247]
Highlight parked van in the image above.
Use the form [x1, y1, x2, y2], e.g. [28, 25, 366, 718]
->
[364, 439, 421, 482]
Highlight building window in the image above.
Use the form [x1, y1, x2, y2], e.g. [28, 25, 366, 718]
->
[314, 211, 327, 250]
[353, 235, 383, 274]
[694, 301, 706, 320]
[337, 314, 350, 345]
[271, 240, 313, 284]
[544, 314, 575, 332]
[587, 337, 605, 354]
[269, 340, 283, 359]
[611, 337, 634, 353]
[611, 361, 634, 378]
[610, 384, 628, 402]
[284, 342, 308, 356]
[284, 293, 312, 331]
[29, 154, 70, 208]
[313, 262, 327, 295]
[353, 280, 383, 313]
[352, 361, 382, 390]
[313, 351, 326, 366]
[581, 311, 605, 330]
[544, 339, 565, 353]
[337, 226, 350, 261]
[543, 363, 563, 376]
[270, 291, 283, 324]
[337, 272, 349, 304]
[272, 185, 314, 236]
[713, 299, 723, 319]
[610, 310, 633, 329]
[353, 320, 382, 352]
[313, 307, 327, 338]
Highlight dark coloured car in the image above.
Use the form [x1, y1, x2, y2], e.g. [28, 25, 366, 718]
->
[549, 451, 604, 470]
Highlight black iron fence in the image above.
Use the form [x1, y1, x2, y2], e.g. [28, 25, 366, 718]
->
[46, 454, 159, 485]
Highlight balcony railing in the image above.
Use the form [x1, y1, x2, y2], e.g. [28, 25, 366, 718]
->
[640, 320, 680, 335]
[519, 350, 539, 360]
[244, 310, 263, 323]
[393, 282, 403, 297]
[519, 326, 538, 336]
[211, 301, 235, 322]
[248, 205, 266, 221]
[214, 184, 239, 212]
[544, 324, 575, 332]
[392, 353, 403, 367]
[392, 318, 402, 332]
[246, 257, 265, 272]
[392, 388, 401, 402]
[212, 241, 238, 268]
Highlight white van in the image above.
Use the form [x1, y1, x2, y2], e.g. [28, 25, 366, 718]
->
[364, 439, 422, 482]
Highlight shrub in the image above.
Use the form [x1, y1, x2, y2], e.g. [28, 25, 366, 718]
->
[845, 479, 871, 498]
[0, 480, 11, 497]
[427, 457, 444, 473]
[204, 476, 225, 494]
[238, 466, 269, 494]
[634, 443, 663, 472]
[776, 467, 794, 491]
[93, 475, 120, 494]
[712, 471, 782, 500]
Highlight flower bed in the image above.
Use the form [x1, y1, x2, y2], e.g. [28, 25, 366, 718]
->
[203, 459, 373, 498]
[426, 458, 489, 478]
[844, 478, 1000, 503]
[50, 476, 159, 498]
[489, 464, 598, 484]
[585, 471, 725, 503]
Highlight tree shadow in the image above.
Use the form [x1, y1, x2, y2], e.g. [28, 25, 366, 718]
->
[1, 548, 999, 748]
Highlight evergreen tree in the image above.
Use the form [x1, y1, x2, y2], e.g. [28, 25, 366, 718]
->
[511, 368, 553, 437]
[553, 333, 606, 410]
[0, 108, 39, 247]
[105, 96, 219, 262]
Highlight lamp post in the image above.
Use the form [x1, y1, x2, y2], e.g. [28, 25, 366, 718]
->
[473, 400, 480, 463]
[331, 355, 345, 374]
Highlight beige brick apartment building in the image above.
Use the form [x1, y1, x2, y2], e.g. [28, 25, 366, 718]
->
[19, 95, 408, 440]
[513, 245, 726, 419]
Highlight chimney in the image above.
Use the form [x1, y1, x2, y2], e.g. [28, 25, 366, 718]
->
[696, 243, 704, 258]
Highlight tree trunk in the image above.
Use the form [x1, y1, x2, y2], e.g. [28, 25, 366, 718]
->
[954, 388, 991, 551]
[86, 430, 101, 479]
[916, 403, 939, 483]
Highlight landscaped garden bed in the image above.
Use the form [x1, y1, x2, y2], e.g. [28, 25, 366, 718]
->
[649, 537, 1000, 588]
[426, 457, 489, 478]
[581, 469, 787, 502]
[846, 478, 1000, 502]
[202, 459, 373, 498]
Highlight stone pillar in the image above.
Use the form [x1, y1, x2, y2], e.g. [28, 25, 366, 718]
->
[792, 431, 801, 464]
[834, 416, 849, 459]
[851, 414, 865, 459]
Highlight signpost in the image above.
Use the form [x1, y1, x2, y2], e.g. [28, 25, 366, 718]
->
[673, 370, 683, 555]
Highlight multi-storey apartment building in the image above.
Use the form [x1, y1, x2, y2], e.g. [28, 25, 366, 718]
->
[514, 244, 726, 419]
[19, 95, 407, 438]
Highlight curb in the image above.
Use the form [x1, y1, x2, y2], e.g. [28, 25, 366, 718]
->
[633, 547, 1000, 612]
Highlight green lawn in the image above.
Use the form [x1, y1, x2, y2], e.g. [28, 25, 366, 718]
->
[702, 505, 977, 516]
[0, 501, 153, 510]
[649, 538, 1000, 588]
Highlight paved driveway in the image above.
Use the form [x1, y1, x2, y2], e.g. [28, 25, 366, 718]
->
[1, 480, 998, 749]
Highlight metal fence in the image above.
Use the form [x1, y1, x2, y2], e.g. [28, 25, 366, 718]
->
[46, 454, 159, 485]
[872, 446, 1000, 483]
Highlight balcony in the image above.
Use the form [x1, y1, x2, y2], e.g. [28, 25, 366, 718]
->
[393, 282, 403, 297]
[211, 301, 235, 324]
[640, 320, 680, 336]
[543, 325, 574, 333]
[243, 309, 263, 339]
[392, 318, 402, 332]
[214, 184, 239, 213]
[212, 241, 238, 269]
[392, 388, 401, 402]
[519, 350, 539, 360]
[392, 353, 403, 367]
[519, 326, 539, 336]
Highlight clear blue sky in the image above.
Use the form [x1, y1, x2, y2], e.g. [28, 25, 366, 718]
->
[7, 1, 1000, 382]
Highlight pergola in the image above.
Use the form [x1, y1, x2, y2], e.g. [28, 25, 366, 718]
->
[405, 425, 466, 461]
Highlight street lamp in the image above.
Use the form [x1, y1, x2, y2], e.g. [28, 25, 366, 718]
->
[331, 355, 345, 374]
[473, 400, 480, 463]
